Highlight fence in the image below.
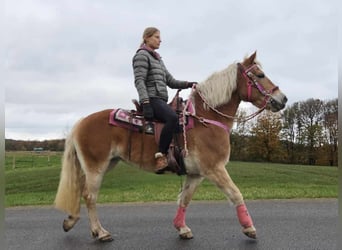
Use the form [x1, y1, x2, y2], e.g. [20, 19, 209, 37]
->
[5, 151, 63, 170]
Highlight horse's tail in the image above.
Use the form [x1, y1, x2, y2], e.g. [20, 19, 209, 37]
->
[54, 126, 82, 216]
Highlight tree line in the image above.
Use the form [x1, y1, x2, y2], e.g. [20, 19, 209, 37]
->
[5, 139, 65, 152]
[5, 98, 338, 166]
[230, 98, 338, 166]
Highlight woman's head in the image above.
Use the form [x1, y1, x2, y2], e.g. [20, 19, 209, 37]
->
[141, 27, 161, 50]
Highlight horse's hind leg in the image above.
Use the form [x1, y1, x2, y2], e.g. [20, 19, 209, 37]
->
[82, 163, 113, 242]
[205, 165, 256, 239]
[174, 175, 204, 239]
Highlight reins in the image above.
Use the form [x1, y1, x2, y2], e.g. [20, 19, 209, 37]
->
[182, 86, 266, 156]
[181, 63, 276, 155]
[195, 86, 267, 122]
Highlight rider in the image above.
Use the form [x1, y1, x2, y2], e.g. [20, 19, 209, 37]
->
[132, 27, 197, 174]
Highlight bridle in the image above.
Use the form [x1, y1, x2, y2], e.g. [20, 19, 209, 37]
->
[191, 62, 279, 124]
[237, 63, 279, 106]
[181, 63, 279, 156]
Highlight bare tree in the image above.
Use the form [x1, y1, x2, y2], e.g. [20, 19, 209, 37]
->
[323, 98, 338, 166]
[281, 102, 300, 163]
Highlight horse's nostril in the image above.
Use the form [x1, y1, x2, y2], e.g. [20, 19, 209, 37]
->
[283, 96, 288, 104]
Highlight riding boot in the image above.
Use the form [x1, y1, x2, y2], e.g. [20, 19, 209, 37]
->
[154, 152, 168, 174]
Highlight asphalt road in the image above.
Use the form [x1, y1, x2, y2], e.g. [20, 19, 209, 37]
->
[5, 199, 338, 250]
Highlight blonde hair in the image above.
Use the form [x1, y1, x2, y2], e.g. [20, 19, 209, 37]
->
[140, 27, 159, 46]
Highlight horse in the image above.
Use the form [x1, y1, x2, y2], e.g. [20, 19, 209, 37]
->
[54, 51, 287, 242]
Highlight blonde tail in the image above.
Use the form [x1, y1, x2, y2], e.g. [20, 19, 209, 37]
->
[54, 131, 82, 216]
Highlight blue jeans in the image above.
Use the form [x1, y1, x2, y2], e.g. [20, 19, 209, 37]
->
[150, 98, 178, 154]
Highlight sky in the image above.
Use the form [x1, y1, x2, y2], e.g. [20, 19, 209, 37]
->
[4, 0, 338, 140]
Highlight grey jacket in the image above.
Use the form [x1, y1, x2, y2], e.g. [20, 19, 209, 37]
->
[132, 49, 189, 103]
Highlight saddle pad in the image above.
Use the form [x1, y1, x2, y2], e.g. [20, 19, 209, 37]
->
[108, 103, 195, 132]
[109, 109, 142, 131]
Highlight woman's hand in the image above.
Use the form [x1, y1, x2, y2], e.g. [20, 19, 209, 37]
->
[187, 82, 198, 88]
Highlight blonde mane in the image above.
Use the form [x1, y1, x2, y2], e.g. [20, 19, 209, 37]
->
[196, 63, 238, 108]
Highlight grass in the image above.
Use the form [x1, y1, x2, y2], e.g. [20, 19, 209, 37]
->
[4, 152, 338, 207]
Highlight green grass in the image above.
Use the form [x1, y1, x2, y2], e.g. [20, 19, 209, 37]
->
[4, 152, 338, 207]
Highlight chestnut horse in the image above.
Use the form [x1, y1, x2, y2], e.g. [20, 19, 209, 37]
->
[54, 52, 287, 242]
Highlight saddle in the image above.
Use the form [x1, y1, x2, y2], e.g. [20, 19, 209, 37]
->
[109, 92, 194, 175]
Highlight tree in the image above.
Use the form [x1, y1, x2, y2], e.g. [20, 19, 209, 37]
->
[250, 110, 283, 162]
[298, 99, 324, 165]
[281, 102, 299, 163]
[230, 108, 252, 160]
[322, 98, 338, 166]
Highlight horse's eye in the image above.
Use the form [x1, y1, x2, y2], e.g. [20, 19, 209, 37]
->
[257, 73, 265, 78]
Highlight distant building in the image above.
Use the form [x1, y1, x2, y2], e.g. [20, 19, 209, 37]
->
[33, 147, 44, 152]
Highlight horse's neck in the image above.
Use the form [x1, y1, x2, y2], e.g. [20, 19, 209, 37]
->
[194, 91, 241, 128]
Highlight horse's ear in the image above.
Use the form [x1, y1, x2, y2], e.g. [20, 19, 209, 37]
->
[248, 51, 257, 64]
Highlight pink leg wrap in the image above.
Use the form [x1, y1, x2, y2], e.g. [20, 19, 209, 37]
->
[236, 204, 254, 228]
[173, 206, 186, 229]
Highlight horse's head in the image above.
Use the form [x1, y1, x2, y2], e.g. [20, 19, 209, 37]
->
[237, 52, 287, 112]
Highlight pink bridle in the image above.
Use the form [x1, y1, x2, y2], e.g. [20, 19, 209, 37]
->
[238, 63, 279, 105]
[181, 64, 279, 156]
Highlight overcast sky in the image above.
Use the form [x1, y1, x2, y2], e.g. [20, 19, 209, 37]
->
[4, 0, 337, 140]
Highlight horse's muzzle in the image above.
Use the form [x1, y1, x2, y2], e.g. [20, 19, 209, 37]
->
[269, 94, 287, 112]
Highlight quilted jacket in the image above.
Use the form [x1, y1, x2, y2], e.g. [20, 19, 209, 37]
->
[132, 48, 189, 103]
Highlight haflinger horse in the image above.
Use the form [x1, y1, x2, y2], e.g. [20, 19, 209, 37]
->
[54, 51, 287, 242]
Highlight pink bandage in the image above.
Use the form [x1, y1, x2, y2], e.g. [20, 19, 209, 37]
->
[173, 206, 186, 229]
[236, 204, 254, 228]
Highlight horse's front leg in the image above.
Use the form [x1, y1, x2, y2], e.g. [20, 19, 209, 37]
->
[174, 175, 204, 239]
[206, 165, 257, 239]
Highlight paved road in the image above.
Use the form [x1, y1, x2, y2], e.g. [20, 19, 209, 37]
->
[5, 199, 337, 250]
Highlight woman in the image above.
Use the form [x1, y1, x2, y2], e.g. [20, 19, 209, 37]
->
[132, 27, 196, 173]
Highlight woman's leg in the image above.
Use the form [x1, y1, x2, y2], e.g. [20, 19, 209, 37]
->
[150, 98, 178, 154]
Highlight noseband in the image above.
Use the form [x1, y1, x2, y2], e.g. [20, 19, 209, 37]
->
[238, 63, 279, 105]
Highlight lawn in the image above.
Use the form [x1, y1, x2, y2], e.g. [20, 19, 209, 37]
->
[4, 152, 338, 207]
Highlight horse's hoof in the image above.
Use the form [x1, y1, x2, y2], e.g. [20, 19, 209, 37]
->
[63, 219, 74, 232]
[178, 226, 193, 240]
[93, 229, 113, 242]
[99, 235, 114, 242]
[244, 231, 257, 239]
[63, 220, 70, 232]
[63, 216, 79, 232]
[179, 232, 193, 240]
[242, 226, 257, 239]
